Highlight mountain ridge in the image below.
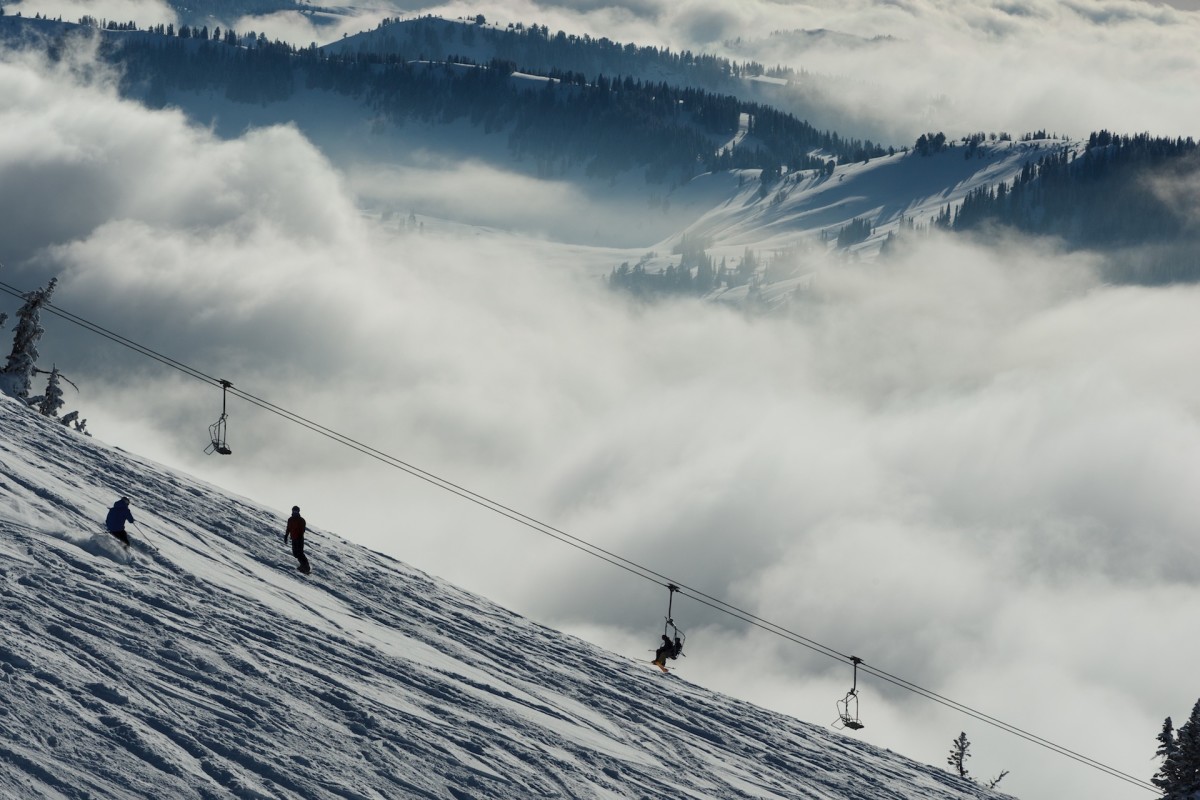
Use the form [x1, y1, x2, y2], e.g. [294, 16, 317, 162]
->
[4, 14, 1196, 281]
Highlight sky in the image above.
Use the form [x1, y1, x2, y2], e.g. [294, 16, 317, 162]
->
[3, 3, 1200, 799]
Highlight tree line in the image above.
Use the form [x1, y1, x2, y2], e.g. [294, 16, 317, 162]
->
[350, 15, 799, 92]
[946, 132, 1200, 281]
[58, 19, 883, 185]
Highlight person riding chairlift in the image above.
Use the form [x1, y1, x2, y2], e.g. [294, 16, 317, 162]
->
[652, 634, 683, 668]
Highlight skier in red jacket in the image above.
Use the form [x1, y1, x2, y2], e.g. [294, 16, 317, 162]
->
[284, 506, 310, 574]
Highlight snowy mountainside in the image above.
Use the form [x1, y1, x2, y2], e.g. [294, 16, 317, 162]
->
[320, 17, 877, 140]
[622, 139, 1073, 306]
[0, 398, 1004, 799]
[686, 140, 1072, 254]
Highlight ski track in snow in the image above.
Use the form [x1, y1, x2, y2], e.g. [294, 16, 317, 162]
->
[0, 398, 1003, 799]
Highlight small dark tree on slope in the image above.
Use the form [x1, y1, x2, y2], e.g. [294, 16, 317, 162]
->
[947, 732, 1008, 789]
[1154, 699, 1200, 799]
[1, 277, 57, 399]
[948, 731, 971, 779]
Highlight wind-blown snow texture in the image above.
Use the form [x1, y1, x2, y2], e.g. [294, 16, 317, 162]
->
[0, 398, 1003, 799]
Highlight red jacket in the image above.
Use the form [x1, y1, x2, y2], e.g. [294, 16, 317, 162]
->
[286, 514, 306, 541]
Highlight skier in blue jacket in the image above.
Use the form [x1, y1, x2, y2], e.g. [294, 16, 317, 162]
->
[105, 497, 134, 548]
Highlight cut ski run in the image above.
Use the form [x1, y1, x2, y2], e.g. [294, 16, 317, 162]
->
[0, 398, 1004, 800]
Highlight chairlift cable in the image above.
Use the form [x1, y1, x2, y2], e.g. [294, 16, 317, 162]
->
[0, 281, 1158, 793]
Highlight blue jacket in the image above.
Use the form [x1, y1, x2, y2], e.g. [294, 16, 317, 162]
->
[106, 500, 134, 533]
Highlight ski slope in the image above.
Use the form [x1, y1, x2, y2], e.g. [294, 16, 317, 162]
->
[682, 139, 1075, 255]
[0, 397, 1005, 799]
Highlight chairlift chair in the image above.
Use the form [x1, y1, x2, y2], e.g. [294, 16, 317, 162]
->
[204, 380, 233, 455]
[833, 656, 865, 731]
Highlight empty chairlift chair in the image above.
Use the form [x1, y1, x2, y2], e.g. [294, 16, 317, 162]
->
[833, 656, 865, 731]
[205, 380, 234, 455]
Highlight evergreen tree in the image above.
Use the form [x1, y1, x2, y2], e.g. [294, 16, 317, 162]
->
[1154, 699, 1200, 799]
[60, 410, 89, 435]
[37, 366, 65, 417]
[36, 367, 63, 419]
[0, 278, 57, 400]
[947, 732, 971, 779]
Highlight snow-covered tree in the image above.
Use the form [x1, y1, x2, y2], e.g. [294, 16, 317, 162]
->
[60, 410, 89, 435]
[0, 278, 57, 399]
[1155, 700, 1200, 799]
[947, 732, 971, 779]
[37, 365, 65, 417]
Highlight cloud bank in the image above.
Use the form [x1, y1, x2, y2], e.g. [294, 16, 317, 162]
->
[4, 33, 1200, 800]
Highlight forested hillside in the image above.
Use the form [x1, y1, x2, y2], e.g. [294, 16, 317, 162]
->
[8, 18, 887, 185]
[329, 16, 883, 150]
[328, 16, 800, 95]
[944, 133, 1200, 282]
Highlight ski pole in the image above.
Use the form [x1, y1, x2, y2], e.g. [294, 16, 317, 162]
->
[132, 521, 153, 540]
[131, 521, 163, 553]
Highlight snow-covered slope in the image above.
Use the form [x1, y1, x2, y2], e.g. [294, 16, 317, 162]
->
[682, 140, 1074, 255]
[0, 397, 1004, 799]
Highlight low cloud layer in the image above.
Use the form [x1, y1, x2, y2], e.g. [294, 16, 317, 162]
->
[4, 38, 1200, 800]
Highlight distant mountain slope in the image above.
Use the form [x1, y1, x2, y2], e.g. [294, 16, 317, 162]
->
[612, 133, 1200, 303]
[948, 133, 1200, 282]
[0, 14, 885, 186]
[607, 139, 1060, 302]
[0, 400, 1007, 799]
[80, 20, 883, 182]
[324, 16, 772, 91]
[323, 16, 893, 145]
[684, 141, 1055, 250]
[6, 16, 1193, 288]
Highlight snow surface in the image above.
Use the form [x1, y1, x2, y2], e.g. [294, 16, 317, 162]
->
[0, 397, 1006, 799]
[644, 137, 1079, 307]
[683, 140, 1074, 254]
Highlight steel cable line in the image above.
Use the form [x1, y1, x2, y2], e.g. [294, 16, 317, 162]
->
[670, 586, 1154, 791]
[0, 280, 1158, 792]
[854, 662, 1155, 792]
